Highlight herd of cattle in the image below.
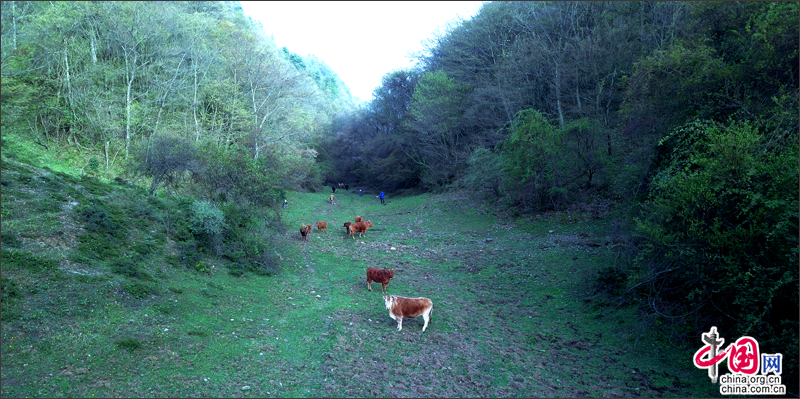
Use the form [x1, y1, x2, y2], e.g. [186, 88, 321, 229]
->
[299, 216, 374, 241]
[297, 210, 433, 332]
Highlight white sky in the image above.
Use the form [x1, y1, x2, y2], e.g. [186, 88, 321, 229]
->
[239, 1, 487, 104]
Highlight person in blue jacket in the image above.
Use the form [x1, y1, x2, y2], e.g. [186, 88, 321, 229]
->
[379, 191, 385, 205]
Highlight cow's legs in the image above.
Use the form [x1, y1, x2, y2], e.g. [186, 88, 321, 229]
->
[367, 280, 372, 291]
[422, 307, 432, 332]
[396, 317, 403, 331]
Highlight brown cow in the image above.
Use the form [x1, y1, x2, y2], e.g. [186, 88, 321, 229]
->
[355, 215, 363, 222]
[316, 221, 328, 233]
[348, 220, 374, 239]
[329, 194, 335, 204]
[366, 267, 395, 294]
[383, 295, 433, 332]
[343, 221, 352, 234]
[300, 224, 313, 241]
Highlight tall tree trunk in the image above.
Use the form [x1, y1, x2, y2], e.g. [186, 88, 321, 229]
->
[90, 30, 97, 65]
[63, 39, 71, 103]
[192, 58, 202, 142]
[605, 68, 616, 156]
[11, 1, 17, 50]
[554, 61, 564, 130]
[125, 53, 137, 157]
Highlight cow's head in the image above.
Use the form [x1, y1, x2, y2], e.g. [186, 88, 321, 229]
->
[388, 269, 395, 279]
[383, 295, 396, 310]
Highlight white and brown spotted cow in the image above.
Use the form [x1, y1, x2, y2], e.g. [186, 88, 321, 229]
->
[383, 295, 433, 332]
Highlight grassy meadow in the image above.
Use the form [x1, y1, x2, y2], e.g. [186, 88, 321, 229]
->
[1, 141, 721, 397]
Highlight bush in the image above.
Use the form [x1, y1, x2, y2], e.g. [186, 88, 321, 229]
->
[115, 338, 143, 352]
[130, 136, 198, 196]
[1, 232, 21, 248]
[111, 259, 152, 280]
[177, 241, 203, 270]
[1, 276, 20, 302]
[77, 201, 126, 238]
[122, 281, 158, 299]
[1, 249, 57, 272]
[189, 200, 226, 256]
[634, 118, 798, 363]
[499, 109, 567, 211]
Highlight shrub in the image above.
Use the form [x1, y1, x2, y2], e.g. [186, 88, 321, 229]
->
[177, 241, 203, 270]
[122, 281, 158, 299]
[1, 249, 57, 272]
[167, 286, 183, 294]
[77, 201, 126, 238]
[1, 276, 20, 302]
[189, 200, 226, 256]
[111, 259, 152, 280]
[634, 118, 798, 364]
[499, 109, 567, 211]
[130, 136, 198, 196]
[115, 338, 143, 352]
[1, 232, 21, 248]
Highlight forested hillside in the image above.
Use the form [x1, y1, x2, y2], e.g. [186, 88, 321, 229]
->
[323, 0, 799, 384]
[1, 1, 798, 394]
[1, 1, 354, 191]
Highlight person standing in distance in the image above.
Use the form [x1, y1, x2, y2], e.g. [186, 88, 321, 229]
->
[379, 191, 385, 205]
[359, 187, 363, 197]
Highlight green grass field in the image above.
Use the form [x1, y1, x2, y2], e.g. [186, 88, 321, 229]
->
[1, 149, 722, 397]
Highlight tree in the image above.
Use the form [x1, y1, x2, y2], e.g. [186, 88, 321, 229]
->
[131, 135, 198, 196]
[499, 109, 566, 210]
[404, 70, 469, 188]
[634, 117, 798, 366]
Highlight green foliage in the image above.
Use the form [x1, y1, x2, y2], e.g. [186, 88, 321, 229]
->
[130, 136, 198, 196]
[1, 232, 22, 248]
[189, 200, 226, 256]
[1, 249, 57, 272]
[111, 259, 153, 281]
[462, 147, 505, 198]
[78, 202, 125, 237]
[634, 118, 798, 368]
[499, 109, 566, 210]
[194, 145, 285, 208]
[122, 281, 158, 299]
[115, 338, 143, 352]
[1, 276, 20, 303]
[192, 261, 211, 275]
[405, 70, 469, 188]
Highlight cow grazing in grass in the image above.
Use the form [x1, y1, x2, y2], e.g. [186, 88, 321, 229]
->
[366, 267, 395, 293]
[348, 220, 374, 239]
[355, 215, 363, 222]
[316, 221, 328, 233]
[383, 295, 433, 332]
[329, 194, 335, 204]
[343, 221, 352, 234]
[300, 224, 313, 241]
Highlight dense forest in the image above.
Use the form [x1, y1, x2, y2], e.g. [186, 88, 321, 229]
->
[2, 0, 798, 387]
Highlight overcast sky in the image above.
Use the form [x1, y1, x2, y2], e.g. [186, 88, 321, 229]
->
[240, 1, 487, 104]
